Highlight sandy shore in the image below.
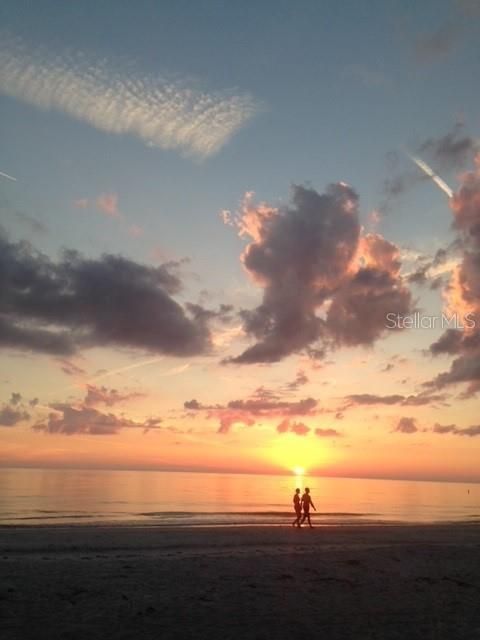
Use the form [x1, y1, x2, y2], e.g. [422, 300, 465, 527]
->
[1, 523, 479, 639]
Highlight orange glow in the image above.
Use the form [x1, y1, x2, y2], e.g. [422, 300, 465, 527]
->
[266, 434, 335, 475]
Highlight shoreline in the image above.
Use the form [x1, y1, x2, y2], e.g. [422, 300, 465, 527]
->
[0, 516, 480, 534]
[1, 521, 479, 551]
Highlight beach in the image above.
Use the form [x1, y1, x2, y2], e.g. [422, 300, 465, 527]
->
[1, 523, 479, 639]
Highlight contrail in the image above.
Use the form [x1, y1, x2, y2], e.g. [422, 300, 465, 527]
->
[44, 356, 165, 399]
[88, 356, 165, 383]
[0, 170, 16, 181]
[406, 151, 453, 198]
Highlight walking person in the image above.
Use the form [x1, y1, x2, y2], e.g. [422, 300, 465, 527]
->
[300, 487, 316, 528]
[292, 488, 302, 527]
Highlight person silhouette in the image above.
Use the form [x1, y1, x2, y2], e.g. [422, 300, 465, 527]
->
[300, 487, 316, 528]
[292, 488, 302, 527]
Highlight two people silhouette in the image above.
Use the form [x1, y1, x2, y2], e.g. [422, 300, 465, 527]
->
[292, 487, 316, 528]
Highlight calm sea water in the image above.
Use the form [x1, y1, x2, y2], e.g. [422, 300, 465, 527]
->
[0, 468, 479, 526]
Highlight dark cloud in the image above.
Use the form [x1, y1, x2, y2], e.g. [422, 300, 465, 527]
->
[432, 422, 457, 434]
[407, 243, 459, 290]
[326, 242, 411, 347]
[343, 391, 446, 408]
[227, 396, 317, 416]
[429, 329, 464, 355]
[183, 389, 319, 434]
[426, 353, 480, 398]
[10, 392, 22, 405]
[56, 359, 87, 377]
[425, 155, 480, 397]
[394, 417, 418, 434]
[184, 399, 202, 410]
[0, 229, 214, 357]
[33, 404, 161, 435]
[414, 23, 460, 64]
[381, 128, 475, 215]
[432, 422, 480, 437]
[456, 425, 480, 437]
[419, 126, 479, 171]
[314, 427, 342, 438]
[346, 393, 405, 406]
[276, 419, 310, 436]
[84, 384, 144, 407]
[286, 370, 309, 390]
[227, 185, 412, 363]
[0, 392, 31, 426]
[0, 403, 29, 426]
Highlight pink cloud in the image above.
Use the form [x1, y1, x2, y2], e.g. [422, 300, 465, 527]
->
[95, 193, 120, 218]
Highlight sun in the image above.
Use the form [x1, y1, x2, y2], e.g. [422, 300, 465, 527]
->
[292, 466, 306, 476]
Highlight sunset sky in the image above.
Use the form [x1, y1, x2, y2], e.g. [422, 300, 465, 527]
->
[1, 0, 480, 482]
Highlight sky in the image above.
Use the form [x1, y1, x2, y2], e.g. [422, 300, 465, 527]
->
[1, 0, 480, 482]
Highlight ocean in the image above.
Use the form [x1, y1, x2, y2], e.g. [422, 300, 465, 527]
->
[0, 467, 478, 526]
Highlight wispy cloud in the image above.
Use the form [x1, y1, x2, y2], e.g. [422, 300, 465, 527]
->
[0, 33, 259, 158]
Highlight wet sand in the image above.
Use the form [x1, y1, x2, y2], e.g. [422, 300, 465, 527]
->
[1, 523, 479, 639]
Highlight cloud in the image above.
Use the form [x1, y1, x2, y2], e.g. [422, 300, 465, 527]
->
[427, 353, 480, 397]
[407, 246, 458, 289]
[184, 389, 318, 434]
[455, 425, 480, 437]
[56, 358, 87, 377]
[184, 399, 202, 411]
[0, 392, 30, 426]
[226, 185, 412, 363]
[414, 23, 460, 64]
[394, 417, 418, 434]
[276, 419, 310, 436]
[84, 385, 144, 407]
[345, 394, 405, 406]
[0, 229, 214, 357]
[95, 193, 120, 218]
[286, 370, 309, 390]
[343, 391, 447, 408]
[432, 422, 480, 437]
[432, 422, 457, 434]
[226, 396, 317, 415]
[29, 383, 159, 436]
[314, 427, 342, 438]
[425, 154, 480, 397]
[0, 33, 258, 159]
[33, 404, 161, 435]
[419, 126, 479, 171]
[381, 128, 477, 211]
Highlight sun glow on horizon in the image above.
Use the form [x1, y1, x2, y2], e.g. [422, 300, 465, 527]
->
[266, 434, 335, 476]
[293, 466, 306, 476]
